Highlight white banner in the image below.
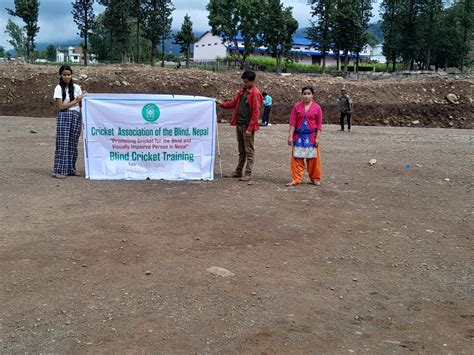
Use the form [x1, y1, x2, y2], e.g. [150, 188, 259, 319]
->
[82, 94, 216, 180]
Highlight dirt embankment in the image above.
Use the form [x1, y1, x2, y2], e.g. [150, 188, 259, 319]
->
[0, 62, 472, 128]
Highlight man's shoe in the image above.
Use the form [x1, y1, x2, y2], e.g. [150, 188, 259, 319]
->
[52, 173, 67, 179]
[239, 175, 252, 182]
[224, 171, 242, 178]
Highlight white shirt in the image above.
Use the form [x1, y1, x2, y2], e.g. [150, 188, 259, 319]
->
[53, 83, 82, 112]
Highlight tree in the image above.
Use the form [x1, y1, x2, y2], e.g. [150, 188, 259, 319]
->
[174, 14, 196, 68]
[307, 0, 335, 73]
[207, 0, 264, 69]
[457, 0, 474, 71]
[6, 0, 40, 63]
[333, 0, 361, 74]
[102, 0, 133, 63]
[380, 0, 403, 71]
[261, 0, 298, 73]
[45, 44, 56, 62]
[353, 0, 373, 72]
[0, 46, 5, 57]
[141, 0, 174, 67]
[398, 0, 421, 70]
[414, 0, 442, 69]
[72, 0, 96, 66]
[5, 19, 26, 58]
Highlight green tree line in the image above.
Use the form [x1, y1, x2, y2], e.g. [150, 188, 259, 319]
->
[3, 0, 473, 71]
[381, 0, 473, 72]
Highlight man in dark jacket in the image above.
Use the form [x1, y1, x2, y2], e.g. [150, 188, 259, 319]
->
[339, 88, 353, 131]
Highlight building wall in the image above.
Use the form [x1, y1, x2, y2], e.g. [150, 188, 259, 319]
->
[194, 32, 228, 61]
[193, 32, 374, 65]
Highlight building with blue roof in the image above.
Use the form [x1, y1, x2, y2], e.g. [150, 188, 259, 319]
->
[193, 31, 371, 66]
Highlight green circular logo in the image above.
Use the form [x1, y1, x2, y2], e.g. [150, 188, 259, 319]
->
[141, 103, 160, 123]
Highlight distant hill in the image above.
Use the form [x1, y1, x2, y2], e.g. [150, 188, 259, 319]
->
[294, 23, 383, 43]
[367, 22, 383, 43]
[295, 28, 309, 38]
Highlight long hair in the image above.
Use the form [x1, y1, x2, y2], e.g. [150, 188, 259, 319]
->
[58, 65, 75, 102]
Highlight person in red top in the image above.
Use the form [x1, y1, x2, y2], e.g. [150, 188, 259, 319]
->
[286, 85, 323, 187]
[217, 70, 263, 183]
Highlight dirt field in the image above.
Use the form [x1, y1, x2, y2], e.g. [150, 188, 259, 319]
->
[0, 114, 472, 353]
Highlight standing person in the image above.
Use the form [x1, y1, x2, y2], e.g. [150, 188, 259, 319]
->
[261, 92, 272, 126]
[52, 65, 84, 179]
[286, 86, 323, 187]
[217, 70, 263, 183]
[339, 87, 353, 131]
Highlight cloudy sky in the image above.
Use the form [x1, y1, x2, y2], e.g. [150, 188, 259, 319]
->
[0, 0, 381, 50]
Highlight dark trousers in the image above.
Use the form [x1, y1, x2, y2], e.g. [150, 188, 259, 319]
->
[236, 124, 254, 176]
[340, 112, 352, 131]
[262, 106, 271, 126]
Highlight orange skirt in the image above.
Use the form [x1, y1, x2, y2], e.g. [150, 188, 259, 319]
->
[289, 145, 322, 184]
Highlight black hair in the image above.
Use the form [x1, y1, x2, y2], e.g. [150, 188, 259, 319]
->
[241, 70, 256, 81]
[59, 65, 75, 102]
[262, 92, 267, 96]
[301, 85, 314, 94]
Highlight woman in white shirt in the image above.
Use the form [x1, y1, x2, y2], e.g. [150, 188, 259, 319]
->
[52, 65, 84, 178]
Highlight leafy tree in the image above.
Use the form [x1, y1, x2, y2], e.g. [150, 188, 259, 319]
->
[398, 0, 421, 70]
[352, 0, 373, 72]
[45, 44, 56, 62]
[380, 0, 403, 71]
[307, 0, 335, 73]
[0, 46, 5, 57]
[457, 0, 474, 71]
[141, 0, 174, 67]
[417, 0, 443, 70]
[89, 11, 151, 63]
[6, 0, 40, 63]
[5, 19, 26, 58]
[431, 7, 460, 70]
[174, 14, 196, 68]
[72, 0, 96, 66]
[261, 0, 298, 73]
[333, 0, 361, 73]
[207, 0, 264, 69]
[102, 0, 133, 63]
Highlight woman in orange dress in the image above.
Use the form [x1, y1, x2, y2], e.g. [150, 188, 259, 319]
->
[286, 86, 322, 186]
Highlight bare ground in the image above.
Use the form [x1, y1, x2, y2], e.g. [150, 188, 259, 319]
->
[0, 116, 473, 353]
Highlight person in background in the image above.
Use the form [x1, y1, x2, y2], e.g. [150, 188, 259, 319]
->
[52, 65, 85, 179]
[286, 85, 322, 187]
[217, 70, 263, 183]
[339, 87, 353, 131]
[261, 92, 272, 126]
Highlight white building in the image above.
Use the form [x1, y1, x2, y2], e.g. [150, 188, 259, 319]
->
[366, 44, 386, 64]
[193, 32, 228, 61]
[56, 46, 97, 64]
[193, 31, 370, 66]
